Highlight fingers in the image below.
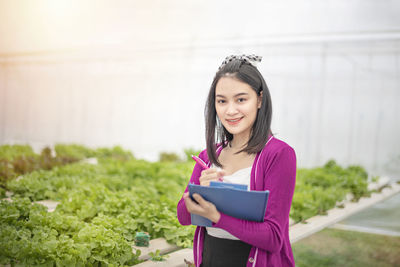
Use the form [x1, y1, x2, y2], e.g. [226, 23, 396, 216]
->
[201, 168, 217, 175]
[183, 193, 220, 222]
[195, 194, 220, 223]
[192, 193, 207, 206]
[199, 168, 225, 186]
[184, 193, 213, 213]
[183, 193, 201, 213]
[201, 168, 226, 176]
[217, 170, 225, 181]
[184, 193, 203, 207]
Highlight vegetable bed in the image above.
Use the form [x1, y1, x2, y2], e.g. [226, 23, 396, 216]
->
[0, 144, 374, 266]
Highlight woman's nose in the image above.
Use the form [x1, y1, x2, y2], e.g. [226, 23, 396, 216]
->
[226, 103, 238, 115]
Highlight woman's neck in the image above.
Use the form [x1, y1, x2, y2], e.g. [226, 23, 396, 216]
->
[229, 133, 250, 151]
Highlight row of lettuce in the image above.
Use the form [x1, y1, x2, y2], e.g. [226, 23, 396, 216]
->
[0, 144, 134, 190]
[0, 144, 375, 266]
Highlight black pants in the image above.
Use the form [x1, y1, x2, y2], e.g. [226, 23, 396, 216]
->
[200, 231, 252, 267]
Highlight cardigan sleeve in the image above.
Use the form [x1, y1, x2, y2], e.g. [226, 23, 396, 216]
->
[176, 150, 207, 226]
[212, 146, 296, 253]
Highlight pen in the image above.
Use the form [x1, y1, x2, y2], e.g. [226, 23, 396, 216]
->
[191, 155, 209, 169]
[191, 155, 224, 181]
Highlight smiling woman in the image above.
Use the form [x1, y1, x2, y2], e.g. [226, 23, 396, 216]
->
[177, 54, 297, 267]
[215, 77, 262, 149]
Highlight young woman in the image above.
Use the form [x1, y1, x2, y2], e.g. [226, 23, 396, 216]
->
[177, 54, 296, 267]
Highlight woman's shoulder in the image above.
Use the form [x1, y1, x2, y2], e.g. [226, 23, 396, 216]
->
[197, 142, 225, 161]
[263, 135, 296, 156]
[256, 136, 296, 171]
[198, 148, 208, 160]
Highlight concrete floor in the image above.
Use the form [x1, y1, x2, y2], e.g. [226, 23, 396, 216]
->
[336, 191, 400, 236]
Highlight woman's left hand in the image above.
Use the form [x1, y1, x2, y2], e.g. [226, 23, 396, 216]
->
[183, 192, 221, 223]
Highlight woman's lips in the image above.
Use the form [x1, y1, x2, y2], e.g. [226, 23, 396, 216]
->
[226, 117, 243, 125]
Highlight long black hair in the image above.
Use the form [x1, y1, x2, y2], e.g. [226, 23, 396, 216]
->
[205, 58, 273, 168]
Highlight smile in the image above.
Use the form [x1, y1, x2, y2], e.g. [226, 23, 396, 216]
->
[226, 117, 243, 125]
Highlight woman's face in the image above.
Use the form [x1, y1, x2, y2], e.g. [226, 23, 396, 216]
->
[215, 76, 262, 141]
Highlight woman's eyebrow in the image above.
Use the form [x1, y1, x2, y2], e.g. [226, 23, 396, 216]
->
[216, 93, 248, 98]
[215, 94, 226, 98]
[234, 93, 249, 97]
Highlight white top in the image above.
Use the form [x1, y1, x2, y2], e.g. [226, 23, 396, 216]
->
[206, 165, 252, 240]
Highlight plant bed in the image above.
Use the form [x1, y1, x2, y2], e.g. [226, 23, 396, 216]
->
[1, 155, 196, 266]
[0, 144, 380, 265]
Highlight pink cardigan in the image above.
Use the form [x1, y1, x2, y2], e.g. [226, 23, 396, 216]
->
[177, 136, 296, 267]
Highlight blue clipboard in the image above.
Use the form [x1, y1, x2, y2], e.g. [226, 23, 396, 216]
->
[188, 183, 269, 227]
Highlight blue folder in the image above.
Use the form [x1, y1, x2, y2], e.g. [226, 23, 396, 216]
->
[209, 181, 248, 190]
[188, 182, 269, 227]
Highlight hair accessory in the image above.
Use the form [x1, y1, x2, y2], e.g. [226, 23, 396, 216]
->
[219, 54, 262, 70]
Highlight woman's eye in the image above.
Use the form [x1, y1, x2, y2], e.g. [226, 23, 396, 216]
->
[237, 98, 246, 103]
[217, 99, 225, 104]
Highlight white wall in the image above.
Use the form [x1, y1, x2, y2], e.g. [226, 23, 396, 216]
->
[1, 0, 400, 176]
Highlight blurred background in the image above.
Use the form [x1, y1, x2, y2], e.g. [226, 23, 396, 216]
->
[1, 0, 399, 178]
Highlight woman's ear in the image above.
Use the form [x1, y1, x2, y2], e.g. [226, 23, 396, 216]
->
[257, 91, 263, 109]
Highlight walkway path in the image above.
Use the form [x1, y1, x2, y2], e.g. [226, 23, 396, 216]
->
[331, 188, 400, 237]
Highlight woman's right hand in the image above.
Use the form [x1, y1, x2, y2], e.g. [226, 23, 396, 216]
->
[199, 168, 225, 186]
